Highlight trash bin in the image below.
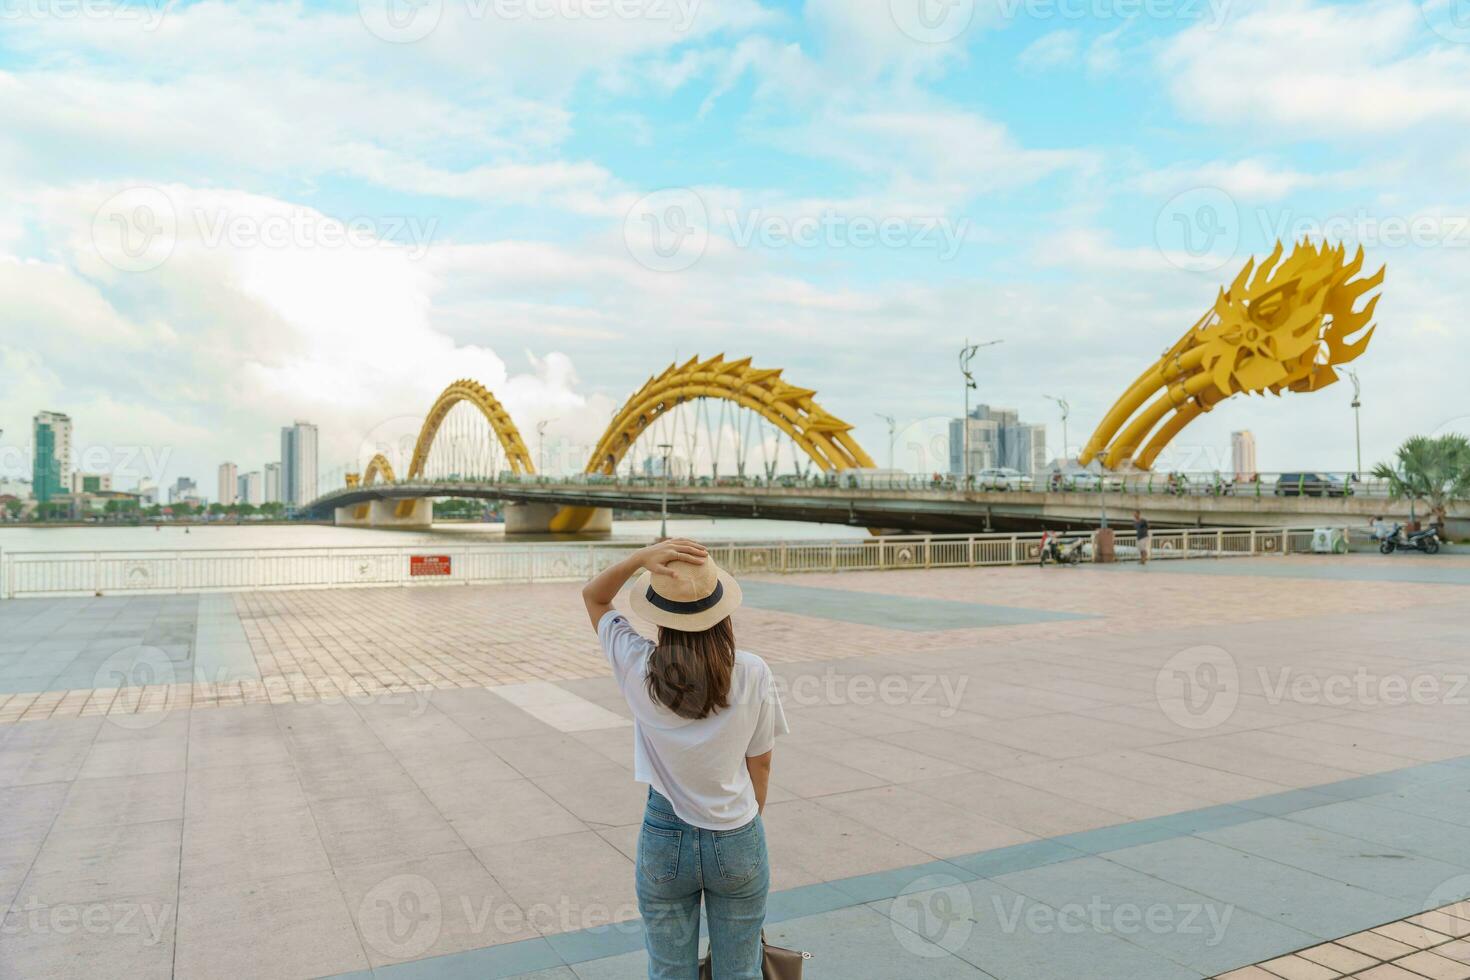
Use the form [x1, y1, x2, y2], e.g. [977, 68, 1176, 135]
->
[1311, 528, 1348, 554]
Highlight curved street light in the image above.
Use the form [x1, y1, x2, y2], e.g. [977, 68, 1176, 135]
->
[958, 339, 1003, 487]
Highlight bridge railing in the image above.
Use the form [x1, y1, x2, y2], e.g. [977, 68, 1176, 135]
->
[315, 470, 1398, 504]
[0, 525, 1337, 598]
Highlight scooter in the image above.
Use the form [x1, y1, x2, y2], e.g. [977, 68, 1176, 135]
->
[1039, 531, 1087, 566]
[1378, 523, 1441, 555]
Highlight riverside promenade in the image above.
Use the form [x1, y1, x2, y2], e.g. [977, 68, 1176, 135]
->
[3, 555, 1470, 978]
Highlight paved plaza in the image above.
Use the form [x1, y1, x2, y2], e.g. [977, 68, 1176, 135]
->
[3, 555, 1470, 978]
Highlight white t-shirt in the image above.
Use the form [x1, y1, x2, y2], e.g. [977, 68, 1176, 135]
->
[598, 610, 788, 831]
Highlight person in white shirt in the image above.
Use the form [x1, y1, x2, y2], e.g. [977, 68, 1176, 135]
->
[583, 538, 787, 980]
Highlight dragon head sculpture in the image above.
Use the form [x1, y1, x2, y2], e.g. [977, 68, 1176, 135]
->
[1080, 239, 1384, 471]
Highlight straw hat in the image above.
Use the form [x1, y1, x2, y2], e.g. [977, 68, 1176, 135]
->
[629, 555, 743, 632]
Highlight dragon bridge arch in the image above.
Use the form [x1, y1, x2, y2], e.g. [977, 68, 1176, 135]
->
[347, 454, 399, 520]
[550, 354, 875, 532]
[406, 379, 535, 479]
[1081, 239, 1384, 471]
[361, 453, 396, 485]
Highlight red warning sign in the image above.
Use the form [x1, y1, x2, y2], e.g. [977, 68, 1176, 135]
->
[410, 555, 452, 577]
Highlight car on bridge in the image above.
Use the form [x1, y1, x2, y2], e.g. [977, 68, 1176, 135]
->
[1052, 470, 1125, 492]
[1274, 472, 1350, 497]
[975, 467, 1032, 491]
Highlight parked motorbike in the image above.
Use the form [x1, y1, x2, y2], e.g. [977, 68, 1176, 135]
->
[1039, 531, 1087, 566]
[1378, 523, 1441, 555]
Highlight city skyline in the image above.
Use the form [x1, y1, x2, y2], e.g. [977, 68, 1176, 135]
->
[2, 0, 1461, 489]
[7, 407, 311, 508]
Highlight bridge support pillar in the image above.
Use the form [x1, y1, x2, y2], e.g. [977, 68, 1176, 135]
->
[334, 503, 375, 527]
[579, 508, 613, 533]
[504, 503, 560, 534]
[370, 498, 433, 529]
[334, 499, 432, 528]
[504, 503, 612, 534]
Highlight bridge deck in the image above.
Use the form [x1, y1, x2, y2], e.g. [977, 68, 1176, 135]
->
[311, 480, 1444, 534]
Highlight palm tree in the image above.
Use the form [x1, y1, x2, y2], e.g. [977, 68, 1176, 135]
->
[1372, 434, 1470, 528]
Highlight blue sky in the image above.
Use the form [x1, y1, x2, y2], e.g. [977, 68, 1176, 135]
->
[1, 0, 1467, 492]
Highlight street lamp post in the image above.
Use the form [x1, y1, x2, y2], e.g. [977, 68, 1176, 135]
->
[1043, 395, 1070, 464]
[536, 419, 558, 477]
[958, 339, 1003, 489]
[657, 442, 673, 539]
[1348, 370, 1362, 477]
[874, 414, 896, 471]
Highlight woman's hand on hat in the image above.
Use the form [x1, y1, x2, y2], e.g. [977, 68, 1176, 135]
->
[638, 538, 708, 574]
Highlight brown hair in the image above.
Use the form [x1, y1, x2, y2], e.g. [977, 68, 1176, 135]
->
[646, 617, 735, 720]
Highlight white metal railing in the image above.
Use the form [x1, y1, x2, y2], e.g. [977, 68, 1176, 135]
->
[0, 526, 1339, 599]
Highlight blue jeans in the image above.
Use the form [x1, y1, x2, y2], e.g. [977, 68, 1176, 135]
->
[637, 789, 769, 980]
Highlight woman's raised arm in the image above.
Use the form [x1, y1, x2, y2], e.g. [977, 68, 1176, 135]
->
[581, 538, 708, 629]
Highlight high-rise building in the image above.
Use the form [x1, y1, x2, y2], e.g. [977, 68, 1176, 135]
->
[70, 472, 112, 494]
[263, 462, 282, 504]
[280, 421, 318, 508]
[238, 471, 263, 506]
[1232, 431, 1257, 481]
[170, 477, 196, 504]
[32, 411, 72, 504]
[948, 405, 1048, 477]
[641, 455, 691, 479]
[218, 462, 238, 507]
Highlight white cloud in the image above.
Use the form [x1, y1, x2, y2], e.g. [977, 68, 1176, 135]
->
[2, 0, 776, 95]
[1085, 25, 1125, 77]
[0, 183, 592, 486]
[1133, 158, 1347, 202]
[803, 0, 978, 81]
[769, 107, 1092, 209]
[1018, 30, 1081, 72]
[1159, 0, 1470, 134]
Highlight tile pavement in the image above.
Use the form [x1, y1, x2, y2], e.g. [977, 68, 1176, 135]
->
[2, 555, 1462, 725]
[1, 556, 1469, 977]
[1214, 900, 1470, 979]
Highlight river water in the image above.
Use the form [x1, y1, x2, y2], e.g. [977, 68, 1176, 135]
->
[0, 518, 869, 553]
